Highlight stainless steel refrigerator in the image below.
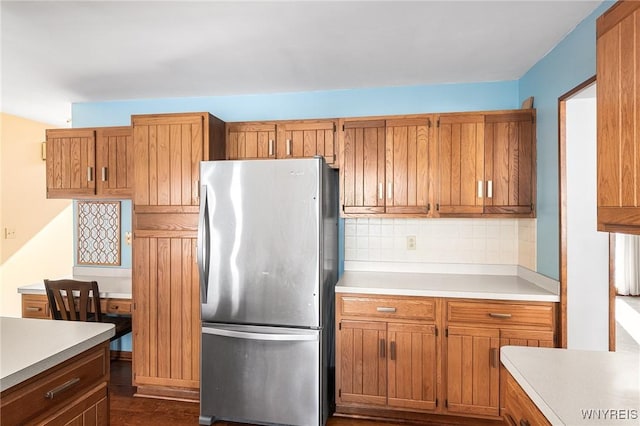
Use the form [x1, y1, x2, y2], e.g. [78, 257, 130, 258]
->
[197, 157, 338, 426]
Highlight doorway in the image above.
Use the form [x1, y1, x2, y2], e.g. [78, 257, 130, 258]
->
[559, 77, 610, 351]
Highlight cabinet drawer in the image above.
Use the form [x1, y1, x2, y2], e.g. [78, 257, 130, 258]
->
[101, 298, 132, 314]
[447, 300, 554, 329]
[340, 294, 436, 321]
[0, 343, 109, 426]
[22, 294, 50, 319]
[504, 372, 551, 426]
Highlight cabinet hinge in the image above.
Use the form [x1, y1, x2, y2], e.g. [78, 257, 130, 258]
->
[445, 399, 448, 408]
[435, 326, 438, 337]
[339, 389, 342, 398]
[427, 118, 432, 128]
[436, 203, 440, 211]
[342, 124, 345, 131]
[333, 123, 337, 132]
[531, 203, 534, 212]
[436, 398, 438, 407]
[437, 119, 440, 128]
[338, 322, 342, 330]
[445, 328, 448, 337]
[427, 203, 431, 212]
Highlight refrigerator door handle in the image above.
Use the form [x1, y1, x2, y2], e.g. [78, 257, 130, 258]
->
[197, 183, 209, 303]
[202, 327, 319, 342]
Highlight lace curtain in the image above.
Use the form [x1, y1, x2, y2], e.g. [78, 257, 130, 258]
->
[615, 234, 640, 296]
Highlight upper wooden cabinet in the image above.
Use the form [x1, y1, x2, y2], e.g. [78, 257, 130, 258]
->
[436, 111, 536, 217]
[341, 117, 434, 216]
[596, 1, 640, 233]
[46, 126, 132, 199]
[227, 122, 276, 160]
[437, 114, 485, 215]
[132, 112, 225, 208]
[226, 119, 337, 166]
[484, 111, 536, 215]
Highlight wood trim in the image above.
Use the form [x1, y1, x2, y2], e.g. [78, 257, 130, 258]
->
[609, 234, 616, 351]
[133, 205, 199, 214]
[334, 406, 503, 425]
[131, 112, 208, 126]
[598, 207, 640, 230]
[596, 0, 640, 38]
[134, 384, 198, 403]
[110, 350, 132, 361]
[558, 75, 597, 349]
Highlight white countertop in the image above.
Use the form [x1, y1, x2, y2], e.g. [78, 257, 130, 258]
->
[0, 317, 115, 392]
[18, 271, 132, 299]
[336, 270, 559, 302]
[501, 346, 640, 425]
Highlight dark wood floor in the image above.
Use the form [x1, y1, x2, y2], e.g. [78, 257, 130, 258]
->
[109, 361, 399, 426]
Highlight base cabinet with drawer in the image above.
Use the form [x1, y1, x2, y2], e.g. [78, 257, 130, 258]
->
[336, 294, 439, 414]
[21, 293, 133, 319]
[0, 341, 110, 426]
[335, 293, 557, 424]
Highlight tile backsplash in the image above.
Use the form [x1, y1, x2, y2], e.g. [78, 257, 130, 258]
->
[344, 218, 537, 269]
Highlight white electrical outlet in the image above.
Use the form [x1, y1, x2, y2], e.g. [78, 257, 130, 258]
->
[406, 235, 416, 250]
[4, 227, 16, 239]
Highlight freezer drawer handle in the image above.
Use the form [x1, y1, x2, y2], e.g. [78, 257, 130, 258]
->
[376, 307, 396, 313]
[202, 327, 318, 342]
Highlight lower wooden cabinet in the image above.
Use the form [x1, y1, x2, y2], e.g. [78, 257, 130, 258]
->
[503, 371, 551, 426]
[335, 293, 557, 424]
[21, 293, 132, 319]
[336, 295, 438, 414]
[0, 342, 110, 426]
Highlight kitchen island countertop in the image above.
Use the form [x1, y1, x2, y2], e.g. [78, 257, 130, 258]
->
[0, 317, 115, 392]
[501, 346, 640, 425]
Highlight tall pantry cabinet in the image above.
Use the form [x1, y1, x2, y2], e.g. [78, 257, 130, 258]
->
[596, 0, 640, 232]
[131, 112, 225, 400]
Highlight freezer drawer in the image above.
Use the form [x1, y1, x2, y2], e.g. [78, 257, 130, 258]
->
[200, 324, 325, 426]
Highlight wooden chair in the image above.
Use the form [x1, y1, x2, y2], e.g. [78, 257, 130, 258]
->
[43, 278, 132, 341]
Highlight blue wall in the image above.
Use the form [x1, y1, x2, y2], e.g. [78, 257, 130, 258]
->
[72, 81, 519, 127]
[519, 1, 613, 279]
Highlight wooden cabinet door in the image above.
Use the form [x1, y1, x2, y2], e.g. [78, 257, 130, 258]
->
[437, 115, 485, 215]
[278, 120, 337, 166]
[45, 129, 96, 198]
[133, 114, 208, 207]
[484, 112, 535, 215]
[96, 126, 133, 198]
[596, 1, 640, 232]
[132, 236, 200, 397]
[336, 320, 387, 406]
[385, 118, 431, 214]
[387, 323, 437, 411]
[227, 123, 276, 160]
[446, 326, 499, 417]
[342, 120, 386, 214]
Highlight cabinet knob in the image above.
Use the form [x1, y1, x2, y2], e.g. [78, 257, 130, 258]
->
[489, 312, 512, 319]
[87, 166, 94, 182]
[376, 307, 396, 313]
[101, 167, 108, 182]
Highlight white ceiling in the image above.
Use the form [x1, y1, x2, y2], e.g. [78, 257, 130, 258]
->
[1, 0, 604, 127]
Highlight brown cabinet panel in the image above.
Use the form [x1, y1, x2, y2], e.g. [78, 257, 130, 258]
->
[447, 300, 555, 329]
[337, 320, 387, 406]
[1, 342, 109, 426]
[504, 372, 551, 426]
[96, 127, 133, 198]
[227, 122, 276, 160]
[342, 120, 386, 214]
[596, 1, 640, 231]
[387, 322, 437, 411]
[132, 236, 200, 397]
[437, 115, 485, 215]
[46, 129, 96, 198]
[340, 294, 436, 321]
[445, 326, 500, 417]
[385, 118, 431, 214]
[278, 120, 337, 165]
[484, 112, 535, 215]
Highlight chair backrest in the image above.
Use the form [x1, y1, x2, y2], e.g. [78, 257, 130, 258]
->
[44, 279, 103, 322]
